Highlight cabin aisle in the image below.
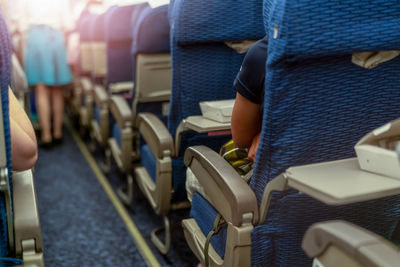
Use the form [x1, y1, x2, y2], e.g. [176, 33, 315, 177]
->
[33, 125, 146, 266]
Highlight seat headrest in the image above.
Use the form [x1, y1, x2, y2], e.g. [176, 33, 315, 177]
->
[264, 0, 400, 58]
[78, 14, 96, 41]
[131, 5, 170, 55]
[130, 3, 150, 30]
[171, 0, 264, 45]
[90, 12, 107, 41]
[105, 4, 136, 42]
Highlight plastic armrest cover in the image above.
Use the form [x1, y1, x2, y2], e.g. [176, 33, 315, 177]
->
[93, 85, 108, 108]
[110, 95, 133, 128]
[80, 77, 92, 94]
[302, 220, 400, 267]
[184, 146, 258, 226]
[13, 169, 43, 256]
[137, 112, 174, 158]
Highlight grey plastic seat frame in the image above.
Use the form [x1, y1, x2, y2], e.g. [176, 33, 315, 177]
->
[182, 146, 400, 267]
[107, 53, 172, 205]
[302, 220, 400, 267]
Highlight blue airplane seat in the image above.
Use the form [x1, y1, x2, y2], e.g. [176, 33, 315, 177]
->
[78, 14, 95, 76]
[167, 0, 264, 134]
[105, 5, 137, 85]
[0, 12, 14, 263]
[0, 11, 43, 265]
[132, 0, 264, 254]
[165, 0, 264, 201]
[184, 0, 400, 266]
[131, 4, 170, 86]
[108, 4, 172, 206]
[89, 11, 108, 84]
[112, 3, 170, 144]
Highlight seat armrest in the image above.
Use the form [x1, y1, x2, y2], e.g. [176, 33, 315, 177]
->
[137, 113, 174, 158]
[13, 170, 43, 257]
[110, 95, 133, 128]
[184, 146, 258, 226]
[80, 77, 92, 94]
[302, 220, 400, 267]
[93, 85, 108, 108]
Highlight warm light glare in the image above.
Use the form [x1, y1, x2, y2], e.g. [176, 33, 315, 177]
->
[24, 0, 69, 16]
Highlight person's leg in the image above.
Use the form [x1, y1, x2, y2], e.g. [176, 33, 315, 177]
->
[51, 87, 64, 140]
[35, 83, 52, 143]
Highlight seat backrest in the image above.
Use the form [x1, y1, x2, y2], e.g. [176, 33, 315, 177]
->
[131, 4, 171, 102]
[249, 0, 400, 265]
[168, 0, 265, 137]
[78, 14, 95, 75]
[0, 10, 14, 260]
[89, 12, 108, 80]
[79, 14, 98, 76]
[105, 4, 136, 85]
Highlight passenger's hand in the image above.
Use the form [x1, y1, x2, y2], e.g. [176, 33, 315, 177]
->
[248, 132, 260, 162]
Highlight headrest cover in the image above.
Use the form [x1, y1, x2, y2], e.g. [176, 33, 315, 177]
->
[264, 0, 400, 58]
[90, 13, 107, 41]
[105, 4, 136, 42]
[78, 15, 96, 41]
[131, 5, 170, 55]
[130, 3, 149, 30]
[171, 0, 264, 45]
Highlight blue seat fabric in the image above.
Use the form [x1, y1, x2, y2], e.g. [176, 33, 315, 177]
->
[0, 11, 23, 264]
[173, 0, 264, 45]
[90, 12, 106, 42]
[131, 5, 170, 84]
[140, 145, 157, 182]
[130, 5, 171, 138]
[164, 0, 264, 203]
[190, 0, 400, 265]
[78, 14, 95, 76]
[105, 5, 136, 84]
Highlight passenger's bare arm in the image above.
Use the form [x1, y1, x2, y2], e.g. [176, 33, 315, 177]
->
[9, 88, 38, 171]
[231, 92, 262, 149]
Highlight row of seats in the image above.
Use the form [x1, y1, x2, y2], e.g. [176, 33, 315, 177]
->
[71, 0, 400, 266]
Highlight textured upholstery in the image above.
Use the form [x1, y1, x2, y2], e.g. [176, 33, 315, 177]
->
[172, 0, 264, 45]
[165, 0, 264, 203]
[140, 145, 157, 182]
[192, 0, 400, 265]
[0, 11, 23, 265]
[168, 0, 264, 135]
[190, 193, 227, 257]
[105, 5, 136, 84]
[0, 11, 11, 259]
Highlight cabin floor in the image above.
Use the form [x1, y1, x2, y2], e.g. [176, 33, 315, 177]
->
[33, 119, 197, 266]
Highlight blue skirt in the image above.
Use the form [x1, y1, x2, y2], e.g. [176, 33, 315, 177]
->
[24, 26, 72, 86]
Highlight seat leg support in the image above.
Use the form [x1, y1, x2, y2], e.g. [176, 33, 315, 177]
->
[22, 239, 44, 267]
[100, 148, 112, 174]
[118, 173, 134, 205]
[151, 215, 171, 255]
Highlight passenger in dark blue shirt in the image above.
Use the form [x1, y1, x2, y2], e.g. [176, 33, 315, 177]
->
[231, 36, 268, 161]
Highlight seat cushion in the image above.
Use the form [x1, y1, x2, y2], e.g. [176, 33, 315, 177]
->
[140, 144, 156, 182]
[94, 105, 100, 124]
[190, 193, 227, 259]
[112, 123, 122, 147]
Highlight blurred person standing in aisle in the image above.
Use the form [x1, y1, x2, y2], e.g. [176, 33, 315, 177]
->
[17, 0, 77, 148]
